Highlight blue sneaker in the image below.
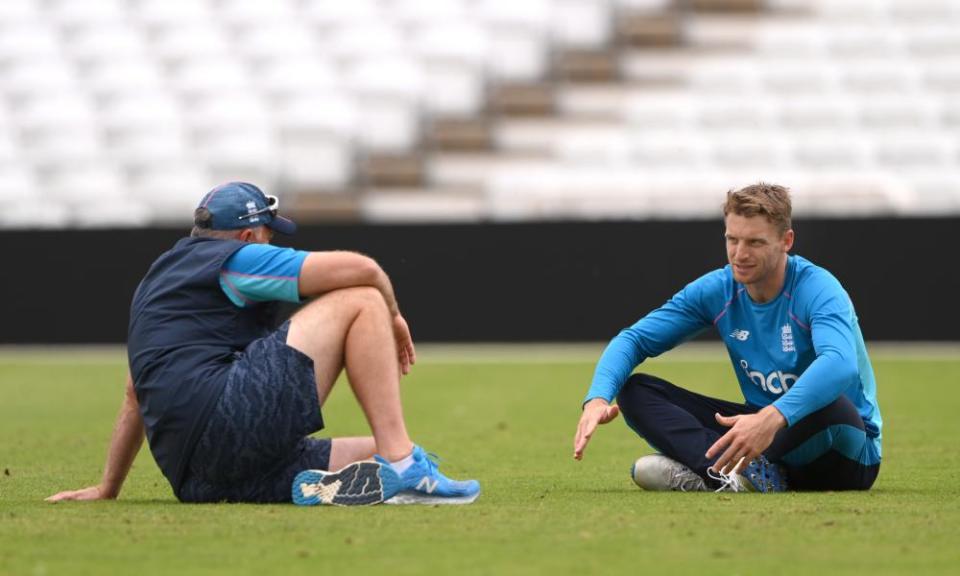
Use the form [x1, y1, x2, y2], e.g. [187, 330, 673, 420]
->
[292, 461, 402, 506]
[741, 455, 789, 493]
[374, 446, 481, 505]
[709, 455, 788, 493]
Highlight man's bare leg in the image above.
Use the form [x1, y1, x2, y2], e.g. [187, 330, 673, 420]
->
[285, 286, 413, 462]
[328, 437, 377, 471]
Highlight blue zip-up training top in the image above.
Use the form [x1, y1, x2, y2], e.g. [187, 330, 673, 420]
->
[584, 255, 882, 458]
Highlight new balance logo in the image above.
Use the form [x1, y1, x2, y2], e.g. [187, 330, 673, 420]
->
[416, 477, 439, 494]
[730, 329, 750, 341]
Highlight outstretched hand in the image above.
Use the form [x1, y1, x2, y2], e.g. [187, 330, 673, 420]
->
[392, 313, 416, 375]
[705, 406, 786, 473]
[45, 485, 112, 503]
[573, 398, 621, 460]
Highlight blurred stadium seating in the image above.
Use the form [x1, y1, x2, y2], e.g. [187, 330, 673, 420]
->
[1, 0, 958, 227]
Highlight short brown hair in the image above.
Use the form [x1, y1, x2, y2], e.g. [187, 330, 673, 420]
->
[723, 182, 792, 235]
[190, 207, 245, 239]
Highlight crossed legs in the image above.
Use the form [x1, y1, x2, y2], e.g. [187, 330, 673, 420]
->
[617, 373, 880, 490]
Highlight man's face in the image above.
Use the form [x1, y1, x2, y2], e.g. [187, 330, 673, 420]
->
[724, 213, 793, 287]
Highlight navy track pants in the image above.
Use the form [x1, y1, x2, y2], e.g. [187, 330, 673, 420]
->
[616, 373, 880, 491]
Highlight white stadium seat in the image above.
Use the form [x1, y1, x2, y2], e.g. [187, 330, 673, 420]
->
[134, 0, 212, 29]
[840, 61, 920, 94]
[45, 0, 126, 28]
[628, 131, 711, 168]
[872, 133, 956, 168]
[856, 96, 940, 130]
[752, 23, 826, 56]
[710, 133, 790, 168]
[551, 0, 613, 49]
[0, 0, 40, 24]
[151, 25, 230, 63]
[775, 96, 859, 130]
[63, 25, 149, 66]
[168, 57, 251, 97]
[623, 92, 696, 129]
[275, 95, 357, 189]
[254, 57, 341, 100]
[922, 60, 960, 92]
[301, 0, 383, 28]
[216, 0, 296, 27]
[826, 25, 904, 58]
[387, 0, 469, 27]
[232, 23, 318, 63]
[696, 98, 775, 130]
[0, 22, 58, 61]
[327, 23, 407, 62]
[758, 59, 840, 94]
[790, 134, 873, 169]
[0, 164, 36, 203]
[478, 0, 552, 81]
[1, 58, 77, 98]
[126, 162, 217, 222]
[15, 94, 97, 132]
[0, 201, 72, 229]
[84, 59, 165, 98]
[614, 0, 673, 12]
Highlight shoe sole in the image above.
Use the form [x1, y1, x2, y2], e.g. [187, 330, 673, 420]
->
[292, 462, 401, 506]
[735, 473, 759, 492]
[384, 490, 481, 505]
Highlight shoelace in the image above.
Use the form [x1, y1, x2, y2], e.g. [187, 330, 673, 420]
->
[420, 451, 442, 475]
[707, 457, 747, 492]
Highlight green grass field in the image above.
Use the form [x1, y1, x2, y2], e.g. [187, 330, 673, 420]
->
[2, 346, 959, 576]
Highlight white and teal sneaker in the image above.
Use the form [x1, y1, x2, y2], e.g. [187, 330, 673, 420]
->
[292, 461, 402, 506]
[375, 446, 481, 505]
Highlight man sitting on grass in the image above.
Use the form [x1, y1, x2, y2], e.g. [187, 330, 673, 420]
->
[48, 182, 480, 506]
[573, 183, 881, 492]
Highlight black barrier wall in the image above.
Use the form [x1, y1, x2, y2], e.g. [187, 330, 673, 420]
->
[1, 217, 957, 343]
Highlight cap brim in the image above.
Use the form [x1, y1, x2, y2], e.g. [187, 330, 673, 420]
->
[267, 215, 297, 235]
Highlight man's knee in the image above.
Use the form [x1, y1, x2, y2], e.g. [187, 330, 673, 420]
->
[804, 395, 865, 431]
[297, 286, 387, 319]
[332, 286, 388, 313]
[616, 373, 661, 410]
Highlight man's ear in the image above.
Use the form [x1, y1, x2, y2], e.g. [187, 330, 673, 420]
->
[782, 229, 795, 252]
[238, 228, 255, 243]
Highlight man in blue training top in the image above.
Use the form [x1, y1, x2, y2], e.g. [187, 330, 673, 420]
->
[573, 183, 881, 492]
[48, 182, 480, 506]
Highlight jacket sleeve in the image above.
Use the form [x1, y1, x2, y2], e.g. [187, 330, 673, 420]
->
[773, 275, 859, 426]
[583, 271, 722, 405]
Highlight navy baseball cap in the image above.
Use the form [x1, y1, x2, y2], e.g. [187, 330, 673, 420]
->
[196, 182, 297, 235]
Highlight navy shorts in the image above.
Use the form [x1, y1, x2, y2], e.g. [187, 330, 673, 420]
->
[178, 321, 332, 503]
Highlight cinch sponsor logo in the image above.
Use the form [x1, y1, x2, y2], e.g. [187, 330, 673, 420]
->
[739, 360, 798, 395]
[730, 329, 750, 341]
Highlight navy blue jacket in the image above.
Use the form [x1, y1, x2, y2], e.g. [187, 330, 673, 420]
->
[128, 237, 278, 494]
